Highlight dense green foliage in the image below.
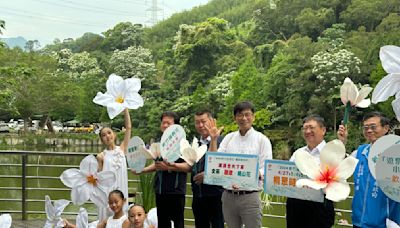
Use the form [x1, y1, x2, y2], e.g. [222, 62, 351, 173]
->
[1, 0, 400, 155]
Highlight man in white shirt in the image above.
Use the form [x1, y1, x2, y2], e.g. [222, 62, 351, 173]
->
[286, 115, 334, 228]
[209, 101, 273, 228]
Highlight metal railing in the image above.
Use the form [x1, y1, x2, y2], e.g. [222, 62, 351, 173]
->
[0, 150, 353, 227]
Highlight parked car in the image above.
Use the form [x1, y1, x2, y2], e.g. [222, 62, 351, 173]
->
[0, 123, 10, 133]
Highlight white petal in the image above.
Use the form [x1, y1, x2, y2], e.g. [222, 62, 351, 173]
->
[294, 150, 320, 179]
[76, 208, 89, 228]
[191, 137, 199, 150]
[320, 140, 346, 168]
[60, 169, 86, 188]
[180, 139, 191, 153]
[123, 93, 144, 109]
[79, 155, 98, 175]
[71, 183, 91, 205]
[124, 77, 141, 92]
[340, 77, 358, 105]
[93, 92, 115, 107]
[45, 195, 56, 220]
[355, 86, 372, 107]
[53, 199, 70, 217]
[105, 102, 125, 119]
[90, 186, 108, 208]
[181, 148, 196, 166]
[150, 143, 161, 158]
[325, 181, 350, 202]
[0, 214, 12, 228]
[372, 73, 400, 103]
[296, 178, 327, 190]
[140, 147, 155, 159]
[97, 170, 116, 188]
[196, 145, 207, 163]
[380, 45, 400, 73]
[392, 97, 400, 122]
[355, 99, 371, 108]
[44, 221, 54, 228]
[335, 156, 358, 180]
[106, 74, 124, 97]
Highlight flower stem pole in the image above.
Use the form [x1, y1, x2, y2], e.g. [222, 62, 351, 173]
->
[343, 102, 351, 125]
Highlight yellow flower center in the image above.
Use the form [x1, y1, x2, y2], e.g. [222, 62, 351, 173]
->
[86, 174, 97, 186]
[115, 96, 124, 103]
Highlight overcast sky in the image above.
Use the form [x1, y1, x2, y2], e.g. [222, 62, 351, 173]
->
[0, 0, 210, 44]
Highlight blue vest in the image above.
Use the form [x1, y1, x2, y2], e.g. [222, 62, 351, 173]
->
[352, 144, 400, 227]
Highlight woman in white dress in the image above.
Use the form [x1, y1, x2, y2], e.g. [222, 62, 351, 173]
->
[97, 108, 131, 219]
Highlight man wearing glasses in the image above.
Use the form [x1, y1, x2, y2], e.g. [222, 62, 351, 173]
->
[338, 111, 400, 228]
[286, 115, 335, 228]
[208, 101, 273, 228]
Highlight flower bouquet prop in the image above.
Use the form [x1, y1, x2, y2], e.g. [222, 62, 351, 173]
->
[294, 140, 358, 202]
[93, 74, 143, 119]
[44, 195, 70, 228]
[340, 77, 372, 124]
[180, 137, 207, 172]
[372, 45, 400, 120]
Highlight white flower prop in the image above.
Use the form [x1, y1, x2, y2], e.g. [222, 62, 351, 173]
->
[60, 155, 116, 208]
[372, 45, 400, 121]
[93, 73, 143, 119]
[0, 214, 12, 228]
[140, 143, 161, 160]
[180, 138, 207, 166]
[294, 140, 358, 202]
[340, 77, 372, 124]
[75, 208, 98, 228]
[44, 195, 69, 228]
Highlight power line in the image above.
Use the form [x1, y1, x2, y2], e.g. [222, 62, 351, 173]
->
[31, 0, 146, 18]
[0, 7, 101, 27]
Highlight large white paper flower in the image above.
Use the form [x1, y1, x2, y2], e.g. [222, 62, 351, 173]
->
[0, 214, 12, 228]
[93, 73, 143, 119]
[340, 77, 372, 108]
[294, 140, 358, 202]
[44, 195, 69, 228]
[60, 155, 116, 208]
[372, 45, 400, 121]
[180, 138, 207, 166]
[75, 208, 98, 228]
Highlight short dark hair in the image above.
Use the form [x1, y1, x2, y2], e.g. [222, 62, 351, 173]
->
[160, 111, 180, 124]
[195, 109, 213, 118]
[233, 101, 255, 116]
[303, 114, 326, 128]
[363, 111, 390, 127]
[109, 189, 125, 199]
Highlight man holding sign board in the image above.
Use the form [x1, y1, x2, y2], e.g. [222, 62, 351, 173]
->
[338, 112, 400, 228]
[286, 115, 334, 228]
[133, 111, 191, 228]
[208, 101, 272, 228]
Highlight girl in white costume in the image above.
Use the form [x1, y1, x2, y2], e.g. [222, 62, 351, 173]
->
[97, 108, 131, 219]
[64, 190, 130, 228]
[127, 205, 157, 228]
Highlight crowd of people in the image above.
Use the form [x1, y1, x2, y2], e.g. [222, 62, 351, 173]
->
[72, 101, 400, 228]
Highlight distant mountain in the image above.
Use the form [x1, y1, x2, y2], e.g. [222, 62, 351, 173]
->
[0, 36, 27, 49]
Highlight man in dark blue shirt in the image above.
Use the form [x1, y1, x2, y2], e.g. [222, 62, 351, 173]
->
[191, 110, 224, 228]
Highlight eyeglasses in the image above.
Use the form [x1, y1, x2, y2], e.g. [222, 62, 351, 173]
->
[301, 126, 317, 131]
[362, 124, 379, 131]
[235, 112, 253, 119]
